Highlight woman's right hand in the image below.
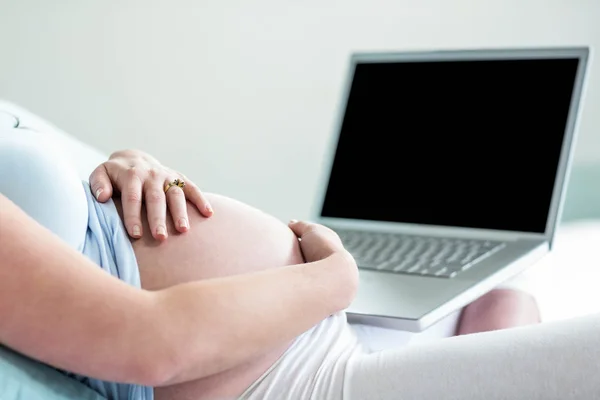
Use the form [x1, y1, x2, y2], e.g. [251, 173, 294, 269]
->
[288, 220, 359, 307]
[90, 149, 213, 241]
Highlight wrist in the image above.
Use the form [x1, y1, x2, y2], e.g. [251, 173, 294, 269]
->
[323, 251, 359, 311]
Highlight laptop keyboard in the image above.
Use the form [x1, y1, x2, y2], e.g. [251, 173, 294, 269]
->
[336, 229, 506, 278]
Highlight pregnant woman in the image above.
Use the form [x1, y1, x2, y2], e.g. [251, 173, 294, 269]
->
[1, 124, 599, 400]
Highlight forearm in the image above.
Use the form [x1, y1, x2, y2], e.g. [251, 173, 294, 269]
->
[151, 252, 353, 385]
[0, 195, 353, 387]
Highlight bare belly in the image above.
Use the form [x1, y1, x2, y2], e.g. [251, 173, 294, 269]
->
[116, 193, 303, 399]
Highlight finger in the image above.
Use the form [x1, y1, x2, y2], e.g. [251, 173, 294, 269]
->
[121, 168, 144, 238]
[181, 175, 213, 217]
[145, 180, 168, 241]
[89, 163, 113, 202]
[288, 220, 319, 239]
[289, 220, 343, 245]
[165, 181, 190, 233]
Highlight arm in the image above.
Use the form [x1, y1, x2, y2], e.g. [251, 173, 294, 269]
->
[0, 195, 356, 386]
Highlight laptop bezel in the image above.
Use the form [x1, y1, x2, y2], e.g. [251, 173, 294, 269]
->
[313, 47, 590, 247]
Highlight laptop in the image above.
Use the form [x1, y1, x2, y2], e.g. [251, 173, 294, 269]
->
[313, 47, 590, 332]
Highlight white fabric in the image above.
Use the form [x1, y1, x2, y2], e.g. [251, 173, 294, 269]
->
[241, 311, 463, 399]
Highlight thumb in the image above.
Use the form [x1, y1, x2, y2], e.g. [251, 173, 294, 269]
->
[89, 164, 114, 202]
[288, 220, 317, 238]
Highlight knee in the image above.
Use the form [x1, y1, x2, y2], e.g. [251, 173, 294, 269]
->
[457, 289, 541, 335]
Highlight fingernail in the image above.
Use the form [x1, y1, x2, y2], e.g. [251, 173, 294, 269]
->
[179, 218, 189, 229]
[132, 225, 141, 237]
[205, 204, 213, 214]
[289, 219, 298, 224]
[95, 188, 103, 199]
[156, 226, 166, 237]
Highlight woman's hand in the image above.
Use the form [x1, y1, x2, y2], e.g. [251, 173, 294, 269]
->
[89, 149, 213, 241]
[288, 220, 349, 262]
[288, 220, 359, 305]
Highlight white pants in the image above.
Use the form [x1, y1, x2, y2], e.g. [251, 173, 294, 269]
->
[242, 244, 600, 400]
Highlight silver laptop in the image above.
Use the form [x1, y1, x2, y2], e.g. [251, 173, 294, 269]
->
[313, 47, 590, 332]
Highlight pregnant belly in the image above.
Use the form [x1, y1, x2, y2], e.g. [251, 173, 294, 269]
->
[115, 193, 303, 399]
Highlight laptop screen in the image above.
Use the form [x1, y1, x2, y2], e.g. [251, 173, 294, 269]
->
[320, 57, 580, 233]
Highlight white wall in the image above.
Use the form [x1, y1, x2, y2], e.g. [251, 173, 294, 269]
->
[1, 0, 599, 221]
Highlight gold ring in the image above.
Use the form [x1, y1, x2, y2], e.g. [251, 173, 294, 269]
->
[164, 178, 185, 193]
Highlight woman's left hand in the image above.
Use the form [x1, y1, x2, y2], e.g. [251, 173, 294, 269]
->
[88, 149, 213, 241]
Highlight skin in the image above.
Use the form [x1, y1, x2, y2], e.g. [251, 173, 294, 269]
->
[117, 194, 313, 399]
[116, 194, 541, 399]
[0, 149, 540, 399]
[0, 193, 357, 388]
[457, 289, 541, 335]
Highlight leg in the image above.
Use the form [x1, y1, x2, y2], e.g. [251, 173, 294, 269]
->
[345, 313, 600, 400]
[457, 289, 541, 335]
[458, 267, 542, 334]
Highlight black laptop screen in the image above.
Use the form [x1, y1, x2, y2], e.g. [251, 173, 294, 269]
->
[320, 57, 580, 233]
